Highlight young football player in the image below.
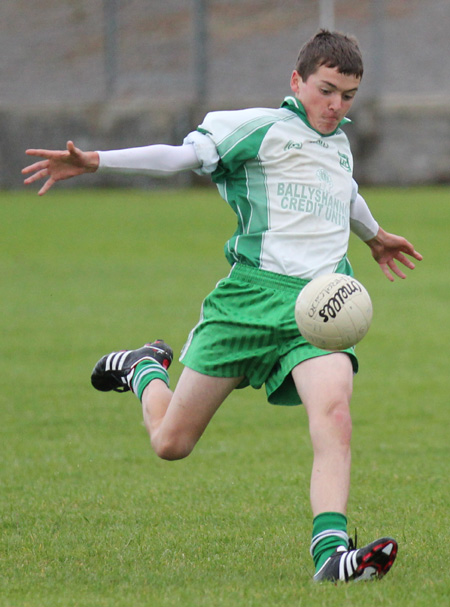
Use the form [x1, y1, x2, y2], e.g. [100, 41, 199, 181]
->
[23, 30, 422, 582]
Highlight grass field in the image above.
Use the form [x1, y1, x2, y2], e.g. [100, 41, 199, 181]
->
[1, 185, 449, 606]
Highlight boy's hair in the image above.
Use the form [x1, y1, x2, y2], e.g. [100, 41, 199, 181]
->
[295, 29, 363, 81]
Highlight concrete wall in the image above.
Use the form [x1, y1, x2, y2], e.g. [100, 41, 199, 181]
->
[350, 98, 450, 185]
[2, 0, 450, 188]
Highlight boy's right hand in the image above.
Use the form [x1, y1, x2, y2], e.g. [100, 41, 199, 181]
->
[22, 140, 99, 195]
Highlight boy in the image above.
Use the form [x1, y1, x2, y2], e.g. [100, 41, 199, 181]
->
[23, 30, 422, 582]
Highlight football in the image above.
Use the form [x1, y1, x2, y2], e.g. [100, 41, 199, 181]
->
[295, 273, 373, 351]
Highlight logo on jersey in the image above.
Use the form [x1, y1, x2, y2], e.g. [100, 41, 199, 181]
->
[338, 151, 352, 172]
[310, 139, 329, 149]
[284, 140, 303, 151]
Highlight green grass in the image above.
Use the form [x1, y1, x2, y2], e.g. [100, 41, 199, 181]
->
[1, 185, 449, 606]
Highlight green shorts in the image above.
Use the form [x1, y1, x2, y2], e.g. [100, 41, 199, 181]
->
[180, 263, 358, 406]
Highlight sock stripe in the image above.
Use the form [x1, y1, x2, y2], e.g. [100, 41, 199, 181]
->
[132, 363, 166, 386]
[310, 530, 349, 556]
[131, 361, 169, 398]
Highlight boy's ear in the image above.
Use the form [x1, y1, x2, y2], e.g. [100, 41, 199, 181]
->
[290, 70, 303, 94]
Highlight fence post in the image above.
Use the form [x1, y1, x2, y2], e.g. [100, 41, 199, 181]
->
[103, 0, 119, 97]
[319, 0, 335, 29]
[193, 0, 208, 105]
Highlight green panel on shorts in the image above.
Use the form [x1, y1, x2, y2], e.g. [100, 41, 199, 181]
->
[180, 263, 358, 406]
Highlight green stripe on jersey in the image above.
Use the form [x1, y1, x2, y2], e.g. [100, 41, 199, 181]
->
[215, 122, 280, 266]
[223, 159, 270, 266]
[217, 115, 280, 159]
[211, 114, 292, 182]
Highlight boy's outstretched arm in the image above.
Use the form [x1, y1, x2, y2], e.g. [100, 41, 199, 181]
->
[23, 141, 202, 195]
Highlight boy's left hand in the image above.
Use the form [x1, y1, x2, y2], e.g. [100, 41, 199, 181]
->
[366, 227, 423, 281]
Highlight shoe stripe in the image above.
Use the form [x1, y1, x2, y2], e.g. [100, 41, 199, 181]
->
[351, 550, 359, 573]
[105, 352, 116, 372]
[339, 553, 347, 581]
[349, 550, 359, 579]
[114, 351, 128, 370]
[345, 552, 352, 580]
[338, 550, 359, 581]
[104, 351, 128, 372]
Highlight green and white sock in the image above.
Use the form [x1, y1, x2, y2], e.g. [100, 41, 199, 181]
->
[311, 512, 349, 572]
[131, 360, 169, 401]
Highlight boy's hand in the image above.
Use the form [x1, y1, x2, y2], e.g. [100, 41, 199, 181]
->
[22, 141, 99, 195]
[366, 227, 423, 281]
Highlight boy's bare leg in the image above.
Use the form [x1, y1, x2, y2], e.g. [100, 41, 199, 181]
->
[292, 353, 353, 516]
[141, 367, 244, 460]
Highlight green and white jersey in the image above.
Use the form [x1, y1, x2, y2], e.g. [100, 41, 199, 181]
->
[184, 96, 358, 280]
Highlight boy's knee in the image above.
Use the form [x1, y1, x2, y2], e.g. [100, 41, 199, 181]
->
[152, 434, 194, 461]
[309, 399, 352, 446]
[329, 403, 352, 443]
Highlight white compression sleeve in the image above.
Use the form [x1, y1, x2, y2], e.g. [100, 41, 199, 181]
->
[350, 193, 379, 242]
[97, 143, 201, 176]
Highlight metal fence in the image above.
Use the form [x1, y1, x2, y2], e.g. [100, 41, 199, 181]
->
[1, 0, 449, 186]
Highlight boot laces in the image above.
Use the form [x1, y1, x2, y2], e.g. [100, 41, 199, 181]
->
[348, 529, 358, 551]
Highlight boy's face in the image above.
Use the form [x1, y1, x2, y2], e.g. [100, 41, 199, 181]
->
[290, 65, 360, 135]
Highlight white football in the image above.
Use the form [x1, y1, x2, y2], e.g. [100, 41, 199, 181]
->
[295, 273, 373, 351]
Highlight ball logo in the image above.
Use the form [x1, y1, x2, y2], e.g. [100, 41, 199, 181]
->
[317, 280, 362, 322]
[295, 273, 372, 351]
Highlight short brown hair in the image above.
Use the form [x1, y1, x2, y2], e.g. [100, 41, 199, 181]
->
[295, 29, 363, 81]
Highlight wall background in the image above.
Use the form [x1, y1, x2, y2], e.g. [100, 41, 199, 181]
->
[1, 0, 449, 188]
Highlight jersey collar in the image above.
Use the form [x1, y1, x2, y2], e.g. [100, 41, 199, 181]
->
[281, 96, 351, 137]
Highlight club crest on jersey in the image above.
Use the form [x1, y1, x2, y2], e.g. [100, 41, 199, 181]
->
[338, 151, 352, 172]
[316, 168, 333, 192]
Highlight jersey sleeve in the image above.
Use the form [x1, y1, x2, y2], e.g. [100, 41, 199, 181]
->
[185, 108, 281, 182]
[183, 130, 220, 176]
[98, 143, 201, 175]
[350, 181, 379, 241]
